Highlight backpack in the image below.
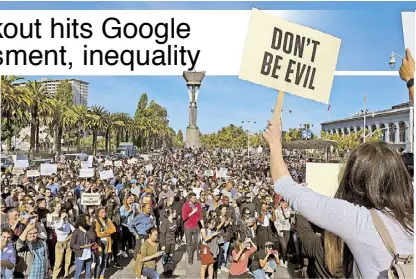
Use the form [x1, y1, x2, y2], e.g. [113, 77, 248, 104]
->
[355, 210, 413, 279]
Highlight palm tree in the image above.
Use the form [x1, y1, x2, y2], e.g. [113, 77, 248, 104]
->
[71, 105, 88, 153]
[1, 76, 31, 151]
[24, 80, 52, 158]
[49, 98, 76, 155]
[86, 105, 107, 156]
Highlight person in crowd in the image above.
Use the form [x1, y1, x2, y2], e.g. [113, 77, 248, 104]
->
[94, 207, 116, 279]
[182, 192, 204, 265]
[274, 199, 292, 268]
[235, 208, 256, 244]
[228, 238, 257, 278]
[15, 223, 49, 279]
[105, 197, 122, 268]
[200, 217, 220, 279]
[129, 203, 154, 255]
[71, 214, 96, 279]
[120, 195, 138, 257]
[249, 241, 280, 279]
[137, 227, 164, 279]
[256, 202, 276, 249]
[217, 204, 232, 272]
[159, 207, 177, 278]
[1, 228, 16, 279]
[264, 116, 414, 278]
[52, 209, 75, 279]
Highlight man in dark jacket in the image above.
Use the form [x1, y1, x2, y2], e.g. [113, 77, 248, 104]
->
[106, 199, 122, 268]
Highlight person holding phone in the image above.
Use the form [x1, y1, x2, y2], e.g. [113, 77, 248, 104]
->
[136, 227, 164, 279]
[70, 214, 97, 279]
[249, 241, 280, 279]
[228, 238, 257, 278]
[200, 218, 221, 279]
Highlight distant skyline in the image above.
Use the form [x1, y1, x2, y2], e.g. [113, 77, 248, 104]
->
[6, 1, 414, 134]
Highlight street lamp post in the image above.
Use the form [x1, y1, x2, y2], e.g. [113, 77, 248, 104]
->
[388, 51, 413, 152]
[242, 118, 256, 158]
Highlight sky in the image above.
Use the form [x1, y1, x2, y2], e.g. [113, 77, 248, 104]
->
[4, 1, 415, 135]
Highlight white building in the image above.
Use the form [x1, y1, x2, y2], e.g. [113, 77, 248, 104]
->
[321, 103, 413, 151]
[18, 78, 89, 106]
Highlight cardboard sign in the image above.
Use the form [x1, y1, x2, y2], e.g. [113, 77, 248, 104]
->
[104, 160, 113, 166]
[127, 158, 137, 165]
[216, 169, 228, 178]
[402, 12, 415, 55]
[114, 161, 123, 167]
[40, 164, 58, 176]
[239, 8, 341, 104]
[11, 176, 20, 185]
[81, 193, 101, 206]
[15, 160, 29, 169]
[12, 168, 24, 175]
[46, 213, 61, 228]
[305, 163, 343, 197]
[99, 170, 114, 180]
[81, 161, 90, 169]
[79, 168, 94, 178]
[27, 170, 40, 177]
[205, 170, 214, 177]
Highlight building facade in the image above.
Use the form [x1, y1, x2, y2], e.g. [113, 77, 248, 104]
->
[18, 78, 89, 106]
[321, 103, 413, 151]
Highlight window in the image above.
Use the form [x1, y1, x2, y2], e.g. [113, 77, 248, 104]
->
[399, 122, 406, 143]
[388, 123, 396, 143]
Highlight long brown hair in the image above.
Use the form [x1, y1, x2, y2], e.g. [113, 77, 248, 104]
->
[324, 142, 414, 276]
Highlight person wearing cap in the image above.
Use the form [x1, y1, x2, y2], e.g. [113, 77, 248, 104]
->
[249, 241, 280, 279]
[236, 192, 256, 218]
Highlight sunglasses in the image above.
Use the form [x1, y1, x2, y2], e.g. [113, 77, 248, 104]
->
[244, 212, 251, 215]
[26, 202, 34, 206]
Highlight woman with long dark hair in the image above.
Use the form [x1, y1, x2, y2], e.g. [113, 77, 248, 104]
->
[94, 207, 116, 279]
[71, 214, 96, 279]
[264, 120, 414, 278]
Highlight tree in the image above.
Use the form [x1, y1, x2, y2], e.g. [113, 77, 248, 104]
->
[175, 129, 184, 147]
[86, 105, 107, 156]
[1, 76, 30, 151]
[321, 129, 382, 157]
[24, 80, 53, 158]
[71, 105, 88, 153]
[284, 128, 303, 142]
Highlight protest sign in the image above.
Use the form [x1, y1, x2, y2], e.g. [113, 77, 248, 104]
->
[216, 168, 228, 178]
[402, 12, 415, 55]
[146, 164, 154, 172]
[46, 213, 61, 228]
[79, 168, 94, 178]
[12, 168, 24, 175]
[104, 160, 113, 166]
[81, 161, 90, 169]
[141, 155, 149, 161]
[81, 193, 101, 206]
[27, 170, 40, 177]
[100, 170, 114, 180]
[40, 164, 58, 176]
[305, 163, 343, 197]
[239, 8, 341, 105]
[127, 158, 137, 164]
[114, 161, 123, 167]
[15, 160, 29, 169]
[205, 170, 214, 177]
[88, 155, 94, 167]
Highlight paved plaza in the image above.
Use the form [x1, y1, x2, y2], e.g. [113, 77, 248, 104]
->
[66, 244, 297, 279]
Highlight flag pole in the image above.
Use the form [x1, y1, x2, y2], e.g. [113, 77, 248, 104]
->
[363, 93, 367, 143]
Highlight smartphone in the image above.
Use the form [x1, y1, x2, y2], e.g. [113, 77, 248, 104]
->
[30, 219, 36, 224]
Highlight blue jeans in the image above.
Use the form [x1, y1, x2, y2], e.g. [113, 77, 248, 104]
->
[73, 258, 92, 279]
[221, 242, 230, 267]
[142, 267, 160, 279]
[95, 243, 108, 278]
[251, 260, 278, 279]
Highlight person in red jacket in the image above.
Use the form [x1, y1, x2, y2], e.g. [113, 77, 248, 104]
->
[182, 192, 204, 265]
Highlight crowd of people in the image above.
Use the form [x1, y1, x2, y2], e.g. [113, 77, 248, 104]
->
[0, 147, 308, 279]
[0, 48, 414, 279]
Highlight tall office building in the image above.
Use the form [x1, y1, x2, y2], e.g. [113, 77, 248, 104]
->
[18, 78, 89, 106]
